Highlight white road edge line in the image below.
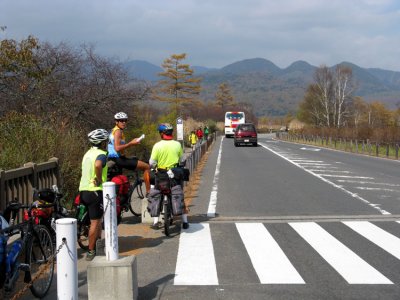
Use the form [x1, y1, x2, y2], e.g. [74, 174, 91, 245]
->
[207, 136, 223, 217]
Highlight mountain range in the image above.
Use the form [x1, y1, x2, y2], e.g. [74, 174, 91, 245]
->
[124, 58, 400, 116]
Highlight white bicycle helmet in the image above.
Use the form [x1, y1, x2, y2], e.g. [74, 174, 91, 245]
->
[88, 129, 109, 145]
[114, 112, 128, 120]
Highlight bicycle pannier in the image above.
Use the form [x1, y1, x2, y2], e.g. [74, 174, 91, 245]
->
[147, 188, 161, 217]
[182, 168, 190, 181]
[111, 175, 130, 195]
[171, 167, 183, 181]
[171, 185, 184, 216]
[156, 171, 171, 193]
[171, 167, 190, 182]
[37, 188, 56, 203]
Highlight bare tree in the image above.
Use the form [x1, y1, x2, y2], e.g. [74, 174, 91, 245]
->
[299, 65, 356, 128]
[333, 65, 355, 128]
[314, 65, 334, 127]
[0, 36, 150, 129]
[351, 96, 368, 128]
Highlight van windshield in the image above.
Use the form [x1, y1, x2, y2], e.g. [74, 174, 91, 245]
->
[239, 125, 255, 132]
[227, 113, 244, 120]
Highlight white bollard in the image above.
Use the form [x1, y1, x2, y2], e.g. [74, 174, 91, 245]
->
[103, 182, 119, 261]
[56, 218, 78, 300]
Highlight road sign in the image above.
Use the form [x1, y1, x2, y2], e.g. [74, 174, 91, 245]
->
[177, 117, 184, 141]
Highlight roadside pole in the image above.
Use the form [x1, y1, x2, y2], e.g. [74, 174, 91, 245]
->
[177, 116, 184, 151]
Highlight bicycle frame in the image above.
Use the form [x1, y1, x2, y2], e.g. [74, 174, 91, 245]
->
[0, 201, 55, 297]
[161, 193, 173, 237]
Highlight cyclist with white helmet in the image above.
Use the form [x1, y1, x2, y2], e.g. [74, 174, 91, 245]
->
[108, 112, 151, 195]
[79, 128, 109, 261]
[149, 123, 189, 229]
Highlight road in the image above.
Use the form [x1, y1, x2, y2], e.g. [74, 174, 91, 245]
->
[20, 133, 400, 299]
[137, 133, 400, 300]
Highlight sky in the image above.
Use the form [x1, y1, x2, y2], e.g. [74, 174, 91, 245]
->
[1, 0, 400, 71]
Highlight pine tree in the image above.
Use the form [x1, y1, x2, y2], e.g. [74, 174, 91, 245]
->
[154, 53, 202, 116]
[214, 83, 235, 109]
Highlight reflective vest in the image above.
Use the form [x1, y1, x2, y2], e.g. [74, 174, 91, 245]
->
[108, 126, 126, 158]
[79, 147, 108, 191]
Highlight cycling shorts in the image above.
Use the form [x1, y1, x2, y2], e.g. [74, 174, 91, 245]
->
[111, 156, 138, 171]
[80, 191, 103, 220]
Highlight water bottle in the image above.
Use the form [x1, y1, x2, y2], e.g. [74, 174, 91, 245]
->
[6, 240, 22, 273]
[78, 204, 87, 220]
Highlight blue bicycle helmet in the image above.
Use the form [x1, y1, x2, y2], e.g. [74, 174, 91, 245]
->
[158, 123, 173, 135]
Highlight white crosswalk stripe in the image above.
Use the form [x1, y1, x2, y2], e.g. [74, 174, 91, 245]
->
[343, 221, 400, 260]
[236, 223, 305, 284]
[174, 221, 400, 286]
[290, 222, 392, 284]
[174, 223, 218, 285]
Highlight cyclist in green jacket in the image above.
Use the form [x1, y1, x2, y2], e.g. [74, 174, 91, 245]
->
[149, 123, 189, 229]
[79, 129, 109, 261]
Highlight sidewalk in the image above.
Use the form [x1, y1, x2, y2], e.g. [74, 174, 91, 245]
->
[15, 144, 209, 299]
[16, 212, 163, 300]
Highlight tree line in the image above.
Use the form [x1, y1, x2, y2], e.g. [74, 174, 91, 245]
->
[0, 36, 253, 199]
[295, 64, 400, 142]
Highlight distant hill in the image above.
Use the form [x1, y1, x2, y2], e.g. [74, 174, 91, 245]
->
[124, 58, 400, 116]
[123, 60, 163, 81]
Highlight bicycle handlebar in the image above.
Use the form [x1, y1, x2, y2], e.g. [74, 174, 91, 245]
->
[6, 200, 55, 211]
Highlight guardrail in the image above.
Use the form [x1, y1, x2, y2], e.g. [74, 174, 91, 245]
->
[0, 132, 217, 213]
[276, 132, 400, 160]
[0, 157, 60, 211]
[185, 132, 217, 176]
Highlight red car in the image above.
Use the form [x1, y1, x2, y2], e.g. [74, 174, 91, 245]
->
[233, 123, 258, 147]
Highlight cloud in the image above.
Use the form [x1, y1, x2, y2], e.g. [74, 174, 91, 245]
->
[1, 0, 400, 71]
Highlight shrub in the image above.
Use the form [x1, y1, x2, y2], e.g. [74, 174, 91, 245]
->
[0, 111, 86, 204]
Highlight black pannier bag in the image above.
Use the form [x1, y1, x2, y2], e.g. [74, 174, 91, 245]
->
[171, 185, 184, 216]
[37, 188, 56, 203]
[147, 188, 161, 217]
[171, 167, 190, 182]
[155, 171, 171, 193]
[171, 167, 183, 181]
[182, 168, 190, 181]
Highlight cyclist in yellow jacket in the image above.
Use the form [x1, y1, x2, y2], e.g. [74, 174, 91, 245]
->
[188, 130, 198, 150]
[79, 129, 109, 261]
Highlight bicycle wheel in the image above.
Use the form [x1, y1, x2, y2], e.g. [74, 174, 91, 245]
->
[128, 184, 142, 217]
[25, 225, 54, 298]
[163, 196, 171, 237]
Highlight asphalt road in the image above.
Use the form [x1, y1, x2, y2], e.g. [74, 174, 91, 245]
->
[17, 134, 400, 299]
